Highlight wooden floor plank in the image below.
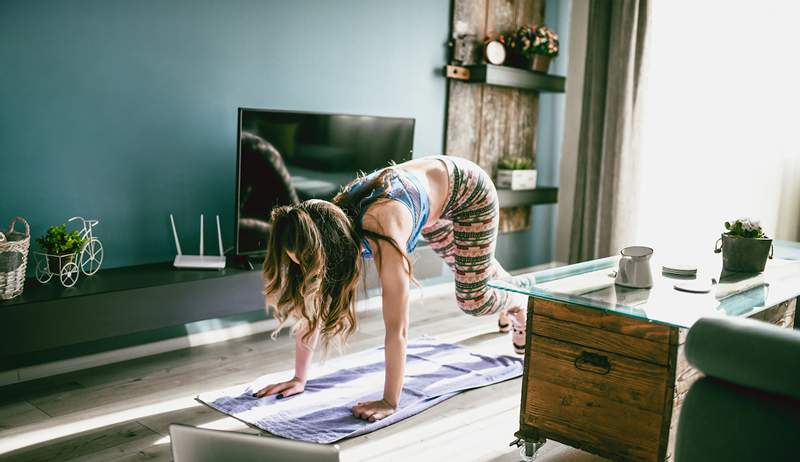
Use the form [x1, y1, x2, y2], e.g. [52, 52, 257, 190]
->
[0, 379, 85, 407]
[0, 401, 51, 430]
[1, 421, 156, 462]
[106, 443, 173, 462]
[136, 403, 260, 437]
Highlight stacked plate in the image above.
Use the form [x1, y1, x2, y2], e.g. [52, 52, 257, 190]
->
[661, 263, 698, 277]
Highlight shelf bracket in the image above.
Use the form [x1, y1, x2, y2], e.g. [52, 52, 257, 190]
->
[445, 65, 470, 80]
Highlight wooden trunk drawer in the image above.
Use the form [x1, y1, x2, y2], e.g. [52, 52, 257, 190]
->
[531, 298, 672, 366]
[528, 334, 669, 413]
[523, 335, 669, 461]
[524, 375, 664, 461]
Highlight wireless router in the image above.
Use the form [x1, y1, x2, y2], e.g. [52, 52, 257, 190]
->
[170, 214, 226, 269]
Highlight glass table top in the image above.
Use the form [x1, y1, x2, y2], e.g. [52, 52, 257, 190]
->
[489, 240, 800, 329]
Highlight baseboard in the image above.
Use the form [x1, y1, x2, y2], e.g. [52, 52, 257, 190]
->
[1, 281, 456, 387]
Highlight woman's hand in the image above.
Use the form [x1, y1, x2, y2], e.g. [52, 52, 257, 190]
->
[252, 376, 306, 399]
[352, 399, 398, 422]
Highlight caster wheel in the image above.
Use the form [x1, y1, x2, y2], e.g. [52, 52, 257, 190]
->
[511, 437, 545, 462]
[519, 442, 535, 461]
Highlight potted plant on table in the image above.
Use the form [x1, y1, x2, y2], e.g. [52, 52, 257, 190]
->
[501, 24, 559, 72]
[36, 224, 88, 274]
[496, 155, 537, 190]
[714, 218, 773, 273]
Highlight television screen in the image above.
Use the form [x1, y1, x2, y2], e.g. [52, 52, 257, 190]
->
[235, 108, 415, 256]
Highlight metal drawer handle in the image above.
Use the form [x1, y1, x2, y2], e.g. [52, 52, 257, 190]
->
[574, 351, 612, 375]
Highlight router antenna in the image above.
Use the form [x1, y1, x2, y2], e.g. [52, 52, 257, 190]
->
[171, 212, 226, 270]
[170, 214, 183, 255]
[199, 214, 204, 256]
[216, 215, 224, 257]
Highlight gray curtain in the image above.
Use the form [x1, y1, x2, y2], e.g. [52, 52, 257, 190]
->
[569, 0, 650, 263]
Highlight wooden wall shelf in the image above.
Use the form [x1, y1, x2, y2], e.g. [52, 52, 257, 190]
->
[445, 64, 566, 93]
[497, 187, 558, 208]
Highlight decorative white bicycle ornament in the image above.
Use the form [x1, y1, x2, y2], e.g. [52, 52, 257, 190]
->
[33, 217, 104, 288]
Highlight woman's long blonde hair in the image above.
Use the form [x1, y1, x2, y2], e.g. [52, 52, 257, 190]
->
[262, 169, 414, 352]
[263, 200, 361, 352]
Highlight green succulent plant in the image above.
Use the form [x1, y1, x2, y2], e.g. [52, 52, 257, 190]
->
[497, 155, 535, 170]
[36, 224, 88, 255]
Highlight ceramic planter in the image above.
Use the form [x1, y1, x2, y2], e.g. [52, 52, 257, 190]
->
[715, 234, 773, 273]
[531, 54, 551, 73]
[47, 253, 77, 274]
[496, 169, 537, 190]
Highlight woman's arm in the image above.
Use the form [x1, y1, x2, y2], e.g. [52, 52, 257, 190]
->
[293, 321, 320, 382]
[254, 317, 319, 399]
[378, 238, 411, 407]
[352, 203, 412, 421]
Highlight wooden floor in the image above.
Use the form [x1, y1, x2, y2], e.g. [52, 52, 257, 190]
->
[0, 286, 608, 462]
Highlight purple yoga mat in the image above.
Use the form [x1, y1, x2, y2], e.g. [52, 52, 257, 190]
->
[197, 339, 523, 443]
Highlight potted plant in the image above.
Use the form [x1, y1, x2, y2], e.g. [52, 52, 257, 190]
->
[500, 24, 559, 72]
[36, 224, 88, 274]
[714, 218, 773, 273]
[496, 155, 537, 190]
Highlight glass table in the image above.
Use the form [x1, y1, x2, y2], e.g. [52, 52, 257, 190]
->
[491, 241, 800, 462]
[490, 240, 800, 329]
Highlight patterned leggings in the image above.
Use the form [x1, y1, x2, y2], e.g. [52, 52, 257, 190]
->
[421, 156, 514, 316]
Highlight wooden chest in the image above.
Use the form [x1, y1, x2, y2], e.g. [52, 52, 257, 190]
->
[517, 297, 797, 461]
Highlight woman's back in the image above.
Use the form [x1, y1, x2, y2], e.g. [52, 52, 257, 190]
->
[340, 157, 450, 256]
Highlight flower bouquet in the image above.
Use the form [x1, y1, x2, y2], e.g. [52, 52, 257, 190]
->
[500, 24, 559, 72]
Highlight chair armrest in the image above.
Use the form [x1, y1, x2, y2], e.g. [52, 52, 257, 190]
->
[686, 315, 800, 400]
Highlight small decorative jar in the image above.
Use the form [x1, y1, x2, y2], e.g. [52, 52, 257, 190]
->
[496, 169, 538, 190]
[530, 54, 551, 73]
[715, 234, 773, 273]
[714, 219, 773, 273]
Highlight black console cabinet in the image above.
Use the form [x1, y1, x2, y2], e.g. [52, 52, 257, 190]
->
[0, 261, 264, 370]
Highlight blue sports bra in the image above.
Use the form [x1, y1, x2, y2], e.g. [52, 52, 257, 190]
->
[345, 168, 430, 258]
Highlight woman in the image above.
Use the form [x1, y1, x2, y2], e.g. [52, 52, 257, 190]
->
[253, 155, 532, 422]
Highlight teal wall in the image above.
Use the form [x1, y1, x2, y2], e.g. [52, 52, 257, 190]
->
[0, 0, 450, 269]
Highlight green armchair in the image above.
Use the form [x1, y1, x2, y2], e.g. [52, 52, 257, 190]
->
[675, 314, 800, 462]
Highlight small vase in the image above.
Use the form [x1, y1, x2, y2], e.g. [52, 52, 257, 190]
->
[496, 169, 538, 190]
[531, 54, 551, 73]
[715, 234, 773, 273]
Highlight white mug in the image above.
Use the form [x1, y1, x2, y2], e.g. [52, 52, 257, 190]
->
[615, 246, 654, 289]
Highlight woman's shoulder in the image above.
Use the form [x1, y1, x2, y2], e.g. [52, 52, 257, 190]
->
[361, 199, 413, 237]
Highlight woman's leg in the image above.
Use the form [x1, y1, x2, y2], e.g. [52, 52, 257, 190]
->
[424, 218, 512, 332]
[444, 159, 519, 317]
[421, 219, 456, 271]
[426, 157, 527, 352]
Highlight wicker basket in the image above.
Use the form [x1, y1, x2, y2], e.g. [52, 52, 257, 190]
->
[0, 217, 30, 300]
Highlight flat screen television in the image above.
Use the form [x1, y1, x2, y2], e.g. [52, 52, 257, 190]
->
[235, 108, 415, 256]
